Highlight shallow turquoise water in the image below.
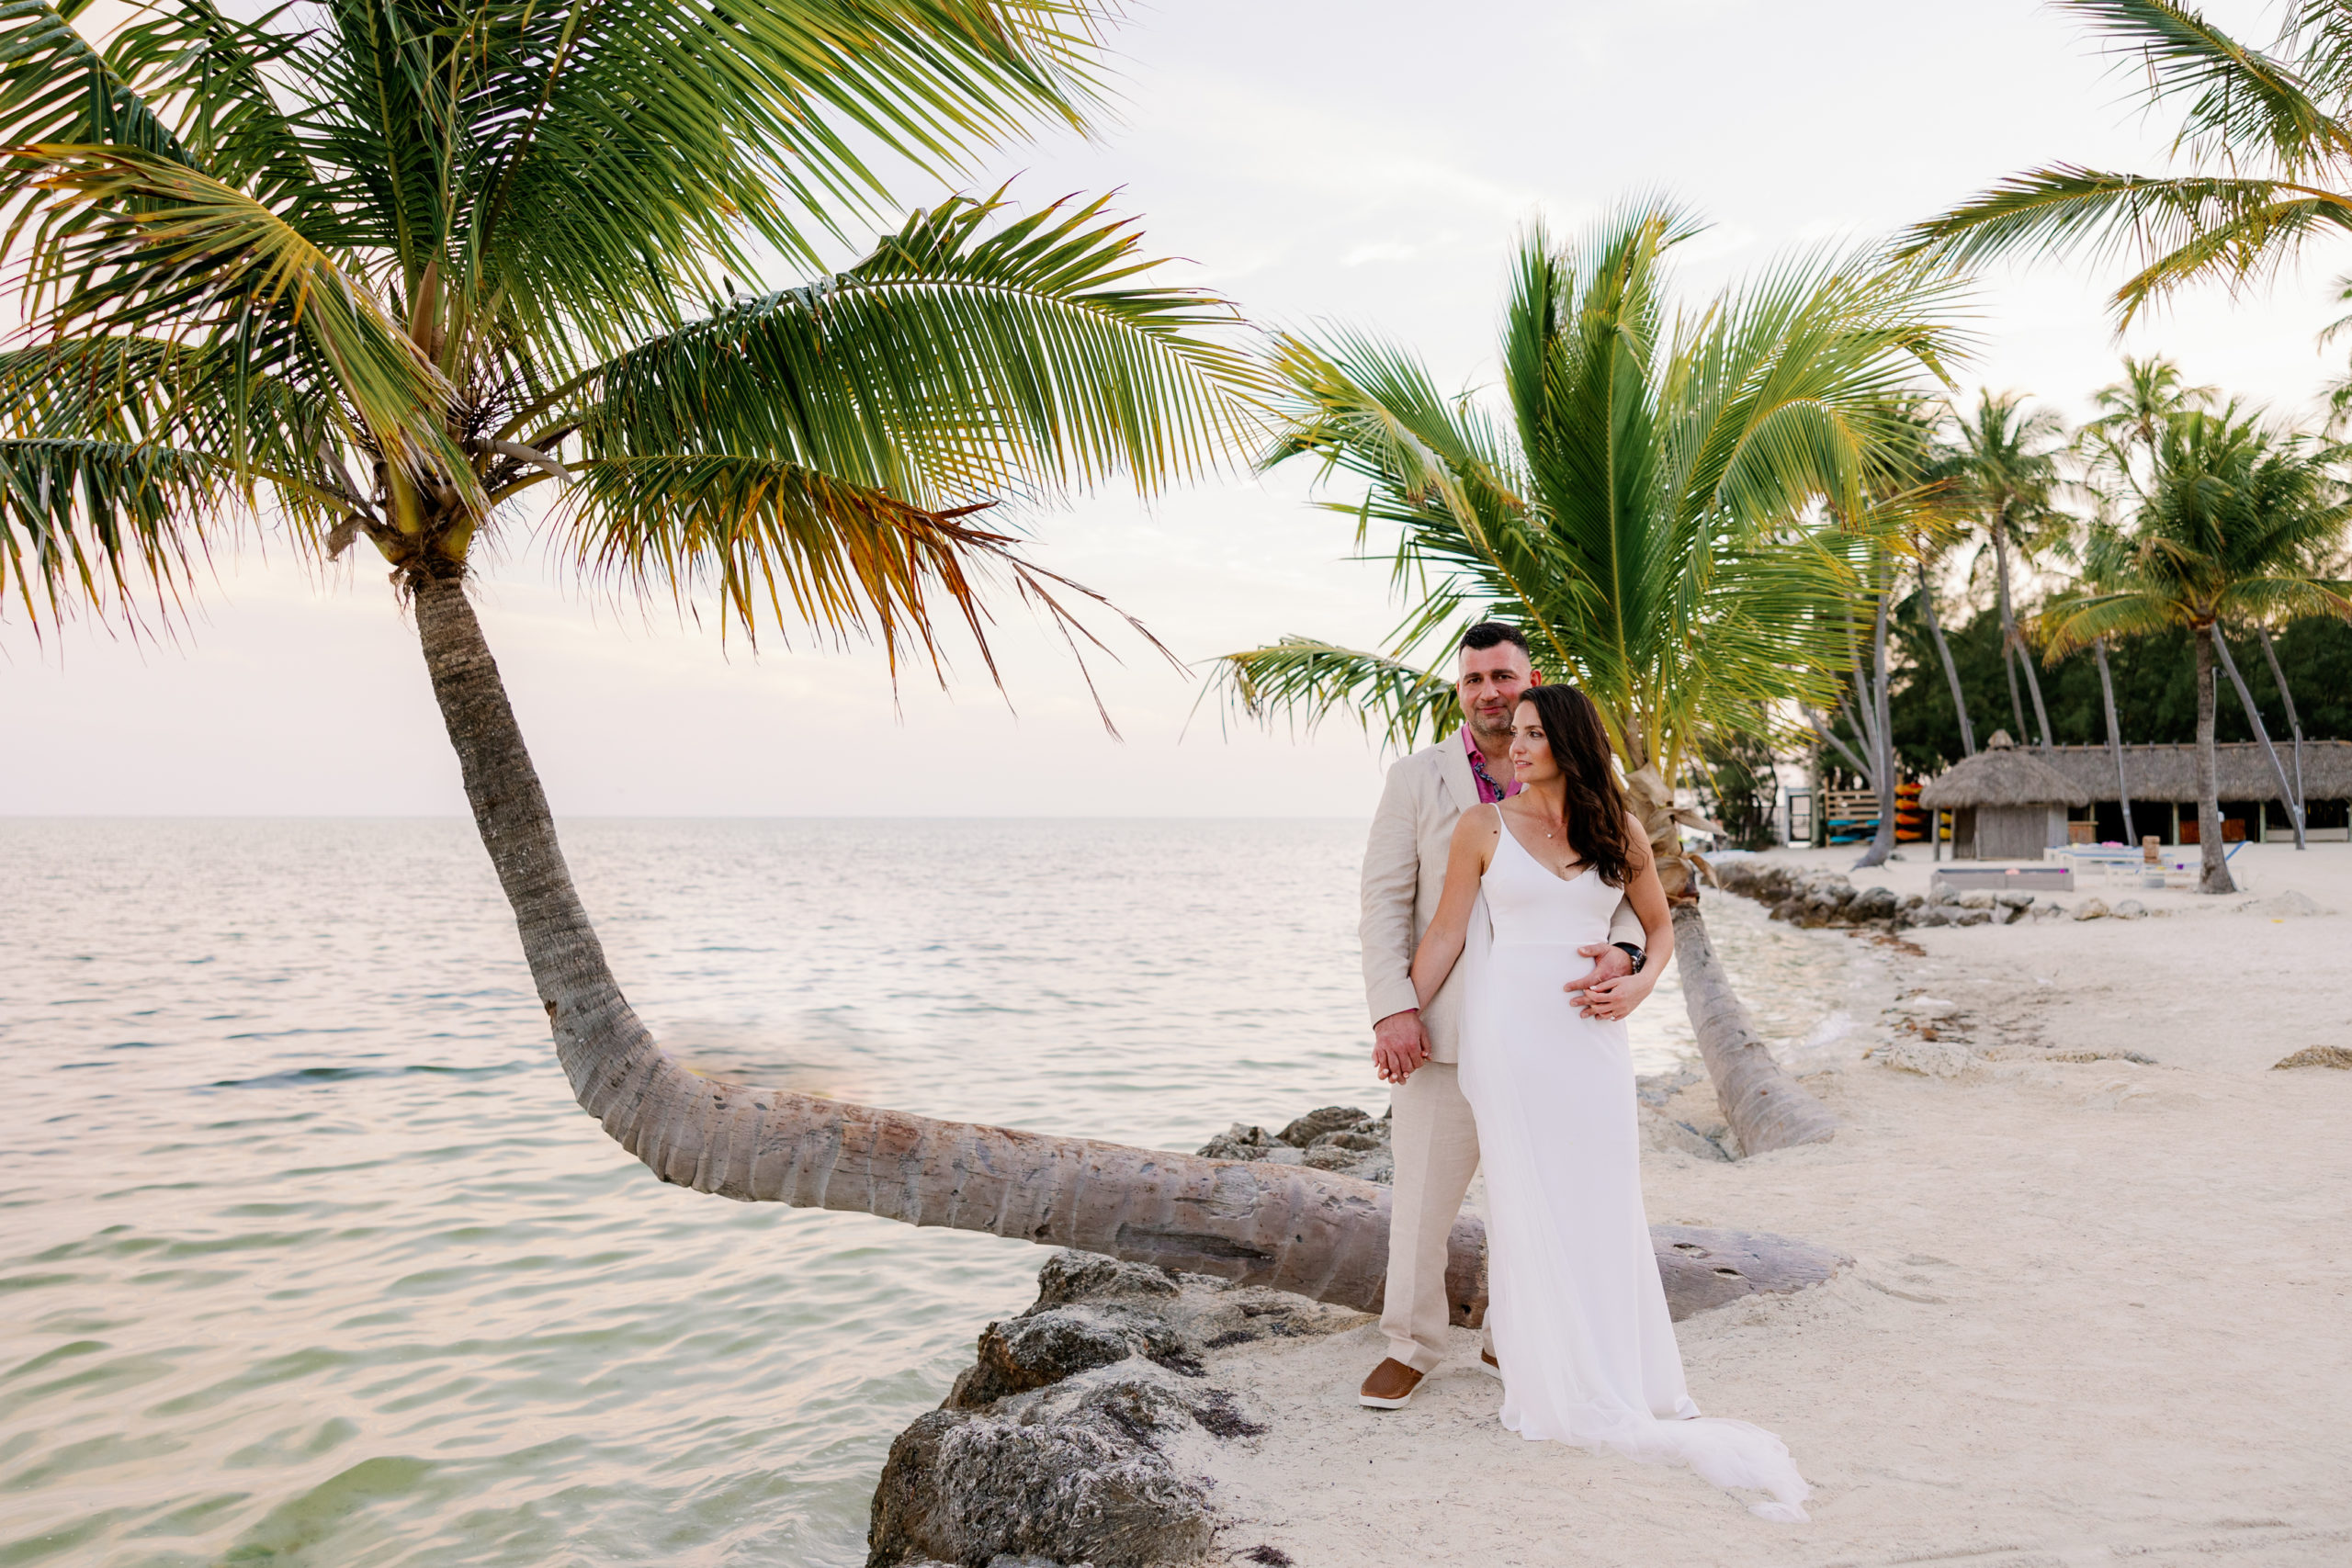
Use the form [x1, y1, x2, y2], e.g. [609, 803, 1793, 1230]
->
[0, 818, 1713, 1566]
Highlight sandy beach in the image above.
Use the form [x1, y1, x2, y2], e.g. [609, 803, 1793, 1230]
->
[1190, 843, 2352, 1566]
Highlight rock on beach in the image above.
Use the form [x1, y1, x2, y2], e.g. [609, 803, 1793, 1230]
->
[869, 1103, 1849, 1567]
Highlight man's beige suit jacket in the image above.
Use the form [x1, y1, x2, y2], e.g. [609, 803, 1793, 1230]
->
[1360, 732, 1647, 1064]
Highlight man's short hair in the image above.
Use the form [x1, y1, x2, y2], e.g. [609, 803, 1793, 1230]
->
[1459, 621, 1532, 660]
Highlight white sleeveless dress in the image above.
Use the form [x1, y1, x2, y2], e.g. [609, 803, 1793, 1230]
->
[1458, 807, 1811, 1521]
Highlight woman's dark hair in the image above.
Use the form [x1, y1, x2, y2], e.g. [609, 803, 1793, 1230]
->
[1516, 684, 1640, 888]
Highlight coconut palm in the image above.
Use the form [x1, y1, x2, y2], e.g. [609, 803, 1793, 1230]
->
[1809, 410, 1959, 871]
[1941, 391, 2072, 754]
[1902, 2, 2352, 329]
[1214, 199, 1967, 1156]
[2042, 410, 2352, 888]
[2082, 356, 2215, 496]
[2075, 357, 2215, 844]
[1, 0, 1455, 1296]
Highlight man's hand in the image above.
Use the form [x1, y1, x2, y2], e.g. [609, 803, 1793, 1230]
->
[1564, 942, 1635, 1019]
[1373, 1010, 1430, 1085]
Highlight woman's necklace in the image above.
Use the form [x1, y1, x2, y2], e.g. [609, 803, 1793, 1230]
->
[1534, 816, 1580, 874]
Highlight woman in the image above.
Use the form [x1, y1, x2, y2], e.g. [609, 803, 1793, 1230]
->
[1410, 684, 1811, 1522]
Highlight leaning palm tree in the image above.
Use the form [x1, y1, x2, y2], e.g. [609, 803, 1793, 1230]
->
[2042, 410, 2352, 889]
[1903, 2, 2352, 329]
[1215, 200, 1967, 1156]
[2, 0, 1488, 1301]
[1942, 391, 2073, 754]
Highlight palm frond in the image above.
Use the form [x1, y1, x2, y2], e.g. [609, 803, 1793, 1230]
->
[5, 147, 466, 495]
[0, 434, 225, 624]
[1205, 638, 1456, 750]
[570, 193, 1268, 510]
[2060, 0, 2350, 169]
[1899, 165, 2352, 321]
[557, 452, 1171, 727]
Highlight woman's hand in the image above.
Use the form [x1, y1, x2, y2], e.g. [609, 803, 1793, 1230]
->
[1575, 967, 1657, 1022]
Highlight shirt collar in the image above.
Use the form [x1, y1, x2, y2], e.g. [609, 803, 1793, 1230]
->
[1463, 726, 1519, 803]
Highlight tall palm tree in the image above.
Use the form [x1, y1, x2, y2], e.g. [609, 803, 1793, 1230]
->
[0, 0, 1442, 1299]
[1903, 2, 2352, 329]
[2043, 410, 2352, 889]
[2075, 356, 2213, 844]
[1215, 199, 1966, 1156]
[2082, 356, 2214, 497]
[1942, 391, 2072, 754]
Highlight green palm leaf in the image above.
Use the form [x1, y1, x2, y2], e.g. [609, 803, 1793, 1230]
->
[1216, 200, 1962, 780]
[571, 192, 1268, 512]
[1903, 1, 2352, 323]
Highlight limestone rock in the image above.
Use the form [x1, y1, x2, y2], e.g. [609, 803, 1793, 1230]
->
[2113, 898, 2148, 919]
[1958, 890, 1996, 909]
[1850, 886, 1899, 920]
[1034, 1252, 1181, 1308]
[950, 1311, 1144, 1409]
[1274, 1105, 1372, 1145]
[1879, 1038, 1978, 1078]
[2072, 897, 2110, 921]
[869, 1382, 1217, 1568]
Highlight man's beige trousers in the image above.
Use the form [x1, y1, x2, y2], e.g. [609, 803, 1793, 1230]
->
[1381, 1060, 1488, 1372]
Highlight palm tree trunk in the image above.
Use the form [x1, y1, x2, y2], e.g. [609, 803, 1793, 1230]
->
[1917, 563, 1975, 755]
[1852, 590, 1898, 871]
[1992, 525, 2053, 752]
[2192, 627, 2236, 894]
[2256, 626, 2307, 843]
[1994, 529, 2029, 741]
[2094, 637, 2135, 845]
[1673, 902, 1837, 1155]
[407, 570, 1443, 1312]
[2210, 630, 2305, 850]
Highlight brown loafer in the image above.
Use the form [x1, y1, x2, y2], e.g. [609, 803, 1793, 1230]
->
[1358, 1357, 1424, 1409]
[1478, 1348, 1501, 1380]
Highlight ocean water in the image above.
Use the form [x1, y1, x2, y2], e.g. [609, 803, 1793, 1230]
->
[0, 818, 1834, 1567]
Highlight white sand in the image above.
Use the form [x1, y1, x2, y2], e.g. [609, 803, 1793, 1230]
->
[1197, 843, 2352, 1566]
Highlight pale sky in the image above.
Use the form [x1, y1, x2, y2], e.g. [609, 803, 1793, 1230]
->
[5, 0, 2341, 818]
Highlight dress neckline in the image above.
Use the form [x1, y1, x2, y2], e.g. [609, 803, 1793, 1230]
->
[1493, 803, 1594, 886]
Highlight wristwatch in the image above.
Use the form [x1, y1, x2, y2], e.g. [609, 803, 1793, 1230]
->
[1613, 942, 1646, 974]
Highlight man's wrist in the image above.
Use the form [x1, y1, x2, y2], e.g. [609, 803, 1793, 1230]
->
[1613, 942, 1646, 974]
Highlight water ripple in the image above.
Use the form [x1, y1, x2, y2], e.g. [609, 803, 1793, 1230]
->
[0, 818, 1819, 1567]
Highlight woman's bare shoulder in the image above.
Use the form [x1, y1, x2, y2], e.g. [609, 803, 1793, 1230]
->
[1452, 804, 1503, 847]
[1451, 806, 1504, 873]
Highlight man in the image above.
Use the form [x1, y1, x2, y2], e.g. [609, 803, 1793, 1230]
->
[1356, 621, 1647, 1409]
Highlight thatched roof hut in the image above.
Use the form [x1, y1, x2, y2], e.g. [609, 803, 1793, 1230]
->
[2037, 739, 2352, 803]
[1918, 732, 2092, 861]
[1918, 732, 2094, 810]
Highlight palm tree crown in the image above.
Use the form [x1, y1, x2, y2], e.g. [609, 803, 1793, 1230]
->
[2044, 407, 2352, 886]
[1, 0, 1263, 684]
[1219, 198, 1964, 796]
[2050, 411, 2352, 652]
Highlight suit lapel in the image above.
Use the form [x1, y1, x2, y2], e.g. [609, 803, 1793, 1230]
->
[1435, 729, 1482, 814]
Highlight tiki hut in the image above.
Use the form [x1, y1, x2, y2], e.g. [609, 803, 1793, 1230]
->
[1917, 731, 2094, 861]
[2037, 739, 2352, 844]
